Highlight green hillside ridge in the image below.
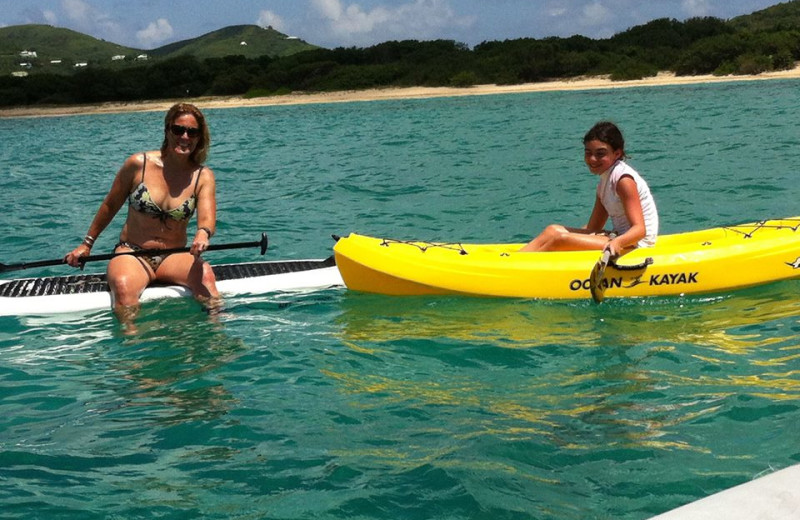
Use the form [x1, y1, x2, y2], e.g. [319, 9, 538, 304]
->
[0, 24, 139, 73]
[151, 25, 317, 59]
[729, 0, 800, 30]
[0, 24, 317, 75]
[0, 24, 137, 57]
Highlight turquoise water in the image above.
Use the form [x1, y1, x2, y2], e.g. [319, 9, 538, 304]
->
[2, 80, 800, 519]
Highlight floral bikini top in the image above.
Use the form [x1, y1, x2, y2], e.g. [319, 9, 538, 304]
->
[128, 154, 203, 222]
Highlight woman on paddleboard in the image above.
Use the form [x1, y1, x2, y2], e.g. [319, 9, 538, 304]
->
[520, 121, 659, 254]
[65, 102, 219, 321]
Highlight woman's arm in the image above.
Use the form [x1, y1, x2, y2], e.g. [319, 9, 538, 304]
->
[190, 167, 217, 256]
[64, 154, 139, 266]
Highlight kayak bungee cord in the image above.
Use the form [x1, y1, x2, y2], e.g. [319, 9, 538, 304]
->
[723, 217, 800, 238]
[379, 238, 468, 255]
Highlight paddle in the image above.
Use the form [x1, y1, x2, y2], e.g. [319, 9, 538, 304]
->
[0, 233, 269, 274]
[589, 250, 655, 303]
[589, 248, 613, 304]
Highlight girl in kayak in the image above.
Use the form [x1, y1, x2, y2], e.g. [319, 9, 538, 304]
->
[65, 103, 219, 323]
[520, 121, 658, 254]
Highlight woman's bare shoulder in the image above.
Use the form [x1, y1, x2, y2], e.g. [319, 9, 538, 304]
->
[117, 151, 157, 182]
[198, 163, 216, 181]
[121, 151, 157, 168]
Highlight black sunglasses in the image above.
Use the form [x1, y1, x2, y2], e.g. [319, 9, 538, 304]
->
[169, 124, 200, 138]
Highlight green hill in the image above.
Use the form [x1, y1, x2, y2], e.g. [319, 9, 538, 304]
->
[152, 25, 317, 59]
[0, 24, 139, 74]
[0, 23, 318, 76]
[729, 0, 800, 31]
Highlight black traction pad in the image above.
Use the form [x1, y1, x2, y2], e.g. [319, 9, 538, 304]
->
[0, 257, 336, 298]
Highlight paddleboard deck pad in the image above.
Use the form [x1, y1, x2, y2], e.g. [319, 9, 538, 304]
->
[0, 257, 343, 316]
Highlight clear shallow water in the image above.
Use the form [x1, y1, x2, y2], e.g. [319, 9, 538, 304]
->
[1, 80, 800, 519]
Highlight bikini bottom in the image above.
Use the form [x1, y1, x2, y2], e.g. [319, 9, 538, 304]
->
[115, 241, 171, 272]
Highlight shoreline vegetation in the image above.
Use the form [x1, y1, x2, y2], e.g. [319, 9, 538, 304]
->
[5, 6, 800, 119]
[2, 66, 800, 119]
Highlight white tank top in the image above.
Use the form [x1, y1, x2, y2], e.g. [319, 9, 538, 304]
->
[597, 160, 659, 247]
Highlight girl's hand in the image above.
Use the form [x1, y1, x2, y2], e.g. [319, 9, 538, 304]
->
[605, 238, 623, 257]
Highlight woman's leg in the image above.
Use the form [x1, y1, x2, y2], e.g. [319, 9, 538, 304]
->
[106, 247, 154, 323]
[155, 252, 220, 309]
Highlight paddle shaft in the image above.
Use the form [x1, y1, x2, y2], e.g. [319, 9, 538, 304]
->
[0, 233, 268, 273]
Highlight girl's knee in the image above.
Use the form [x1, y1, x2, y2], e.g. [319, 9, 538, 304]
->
[543, 224, 568, 241]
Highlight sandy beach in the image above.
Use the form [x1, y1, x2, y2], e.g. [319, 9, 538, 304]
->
[2, 67, 800, 119]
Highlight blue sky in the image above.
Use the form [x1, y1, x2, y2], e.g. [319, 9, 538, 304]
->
[0, 0, 786, 50]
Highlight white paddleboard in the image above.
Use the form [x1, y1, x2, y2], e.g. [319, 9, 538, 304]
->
[0, 257, 343, 316]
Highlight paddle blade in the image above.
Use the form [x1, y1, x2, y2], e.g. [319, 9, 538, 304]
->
[589, 249, 612, 304]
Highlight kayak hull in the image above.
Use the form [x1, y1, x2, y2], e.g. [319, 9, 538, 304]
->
[0, 257, 343, 316]
[333, 217, 800, 299]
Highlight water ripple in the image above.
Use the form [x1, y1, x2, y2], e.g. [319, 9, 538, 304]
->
[3, 80, 800, 519]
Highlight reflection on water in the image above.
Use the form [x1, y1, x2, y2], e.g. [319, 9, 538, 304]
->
[0, 299, 259, 518]
[336, 281, 800, 352]
[101, 300, 248, 426]
[1, 280, 798, 519]
[4, 299, 249, 432]
[326, 282, 800, 459]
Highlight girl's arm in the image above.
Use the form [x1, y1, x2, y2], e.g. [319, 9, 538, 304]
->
[585, 195, 609, 233]
[608, 175, 645, 255]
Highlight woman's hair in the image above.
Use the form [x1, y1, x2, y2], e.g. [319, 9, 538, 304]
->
[161, 102, 210, 164]
[584, 121, 625, 155]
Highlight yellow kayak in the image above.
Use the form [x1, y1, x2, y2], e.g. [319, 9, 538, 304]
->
[333, 217, 800, 299]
